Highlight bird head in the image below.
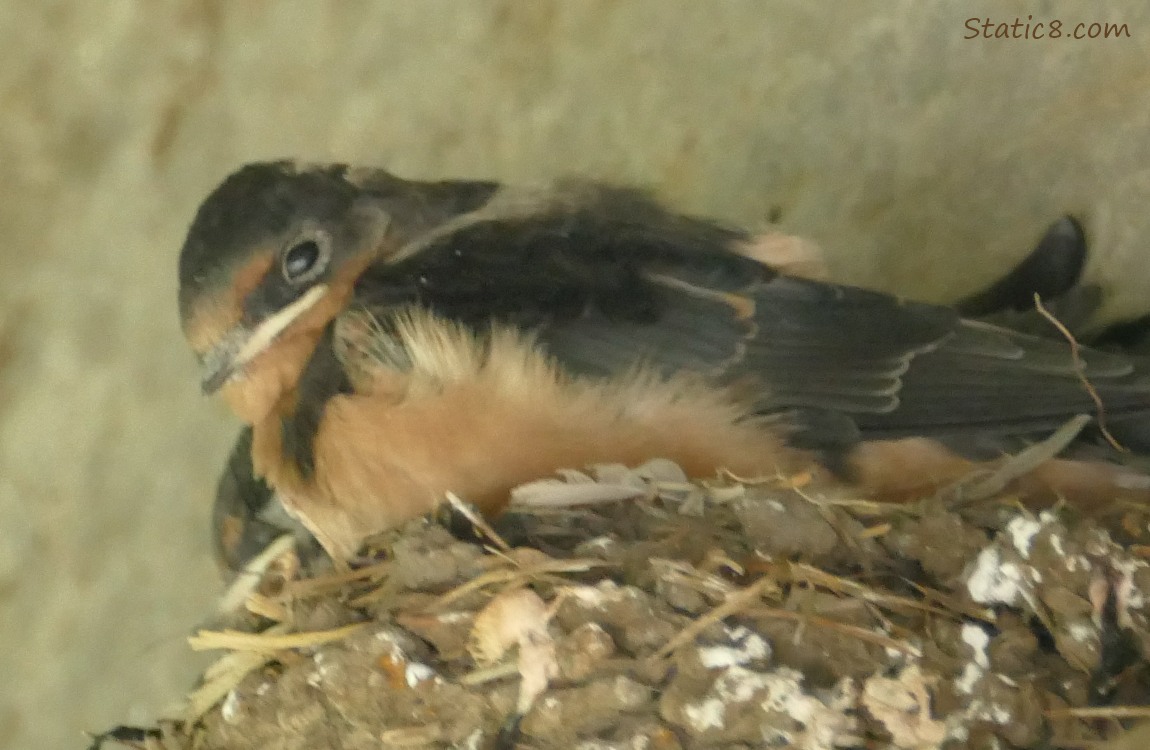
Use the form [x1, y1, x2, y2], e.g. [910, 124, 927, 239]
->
[178, 161, 401, 398]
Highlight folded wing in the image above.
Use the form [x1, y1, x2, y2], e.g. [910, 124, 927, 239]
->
[353, 187, 1150, 452]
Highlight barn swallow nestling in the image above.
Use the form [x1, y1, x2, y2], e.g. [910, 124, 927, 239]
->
[211, 426, 320, 573]
[179, 161, 1150, 563]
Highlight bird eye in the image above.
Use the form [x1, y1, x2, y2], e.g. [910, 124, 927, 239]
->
[281, 232, 330, 283]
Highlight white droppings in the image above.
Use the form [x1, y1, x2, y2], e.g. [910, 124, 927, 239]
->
[566, 580, 625, 608]
[374, 630, 412, 660]
[885, 643, 914, 662]
[966, 547, 1033, 605]
[684, 696, 727, 731]
[375, 630, 404, 644]
[946, 676, 1015, 742]
[436, 610, 474, 624]
[698, 626, 771, 668]
[574, 736, 654, 750]
[684, 667, 857, 748]
[1068, 621, 1097, 645]
[405, 662, 435, 687]
[1007, 516, 1043, 559]
[968, 699, 1012, 725]
[1065, 554, 1091, 573]
[955, 663, 983, 695]
[698, 646, 754, 669]
[955, 625, 992, 694]
[723, 666, 772, 704]
[462, 729, 485, 750]
[684, 667, 781, 731]
[306, 650, 335, 684]
[955, 622, 991, 696]
[947, 722, 970, 742]
[220, 689, 241, 723]
[581, 535, 616, 551]
[961, 624, 990, 669]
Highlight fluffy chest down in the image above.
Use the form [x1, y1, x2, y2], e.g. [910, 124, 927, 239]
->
[251, 310, 810, 561]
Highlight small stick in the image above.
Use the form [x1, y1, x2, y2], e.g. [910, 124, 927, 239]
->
[745, 605, 922, 656]
[653, 576, 779, 659]
[188, 622, 368, 652]
[1034, 293, 1126, 452]
[1045, 705, 1150, 719]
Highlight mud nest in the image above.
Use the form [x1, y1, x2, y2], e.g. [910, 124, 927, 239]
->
[96, 450, 1150, 750]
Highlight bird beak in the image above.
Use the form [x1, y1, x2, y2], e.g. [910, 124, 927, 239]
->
[199, 284, 330, 394]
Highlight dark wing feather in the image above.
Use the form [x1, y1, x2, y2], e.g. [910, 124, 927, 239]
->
[856, 321, 1150, 436]
[353, 188, 1150, 451]
[730, 276, 955, 414]
[354, 185, 759, 378]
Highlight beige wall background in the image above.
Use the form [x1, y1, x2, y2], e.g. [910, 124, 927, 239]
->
[2, 2, 1149, 747]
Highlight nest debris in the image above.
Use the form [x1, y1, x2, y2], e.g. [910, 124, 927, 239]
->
[90, 451, 1150, 750]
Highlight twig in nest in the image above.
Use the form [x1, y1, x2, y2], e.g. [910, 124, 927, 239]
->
[186, 649, 277, 722]
[859, 522, 892, 538]
[1045, 705, 1150, 719]
[1034, 293, 1126, 452]
[280, 558, 391, 600]
[788, 563, 960, 620]
[378, 725, 445, 746]
[745, 606, 921, 656]
[423, 558, 606, 612]
[217, 534, 297, 614]
[902, 580, 995, 622]
[188, 621, 368, 652]
[183, 623, 291, 721]
[715, 468, 776, 486]
[814, 497, 914, 514]
[650, 558, 738, 601]
[244, 592, 289, 622]
[652, 575, 780, 659]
